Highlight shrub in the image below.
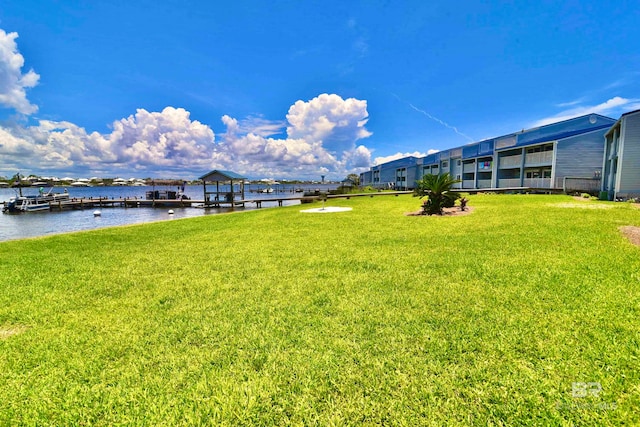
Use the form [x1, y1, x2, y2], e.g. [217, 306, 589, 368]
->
[414, 173, 461, 215]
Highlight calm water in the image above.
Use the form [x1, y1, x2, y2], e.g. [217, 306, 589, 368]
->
[0, 184, 335, 242]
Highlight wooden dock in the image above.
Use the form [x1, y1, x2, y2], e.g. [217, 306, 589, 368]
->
[25, 196, 303, 211]
[44, 197, 197, 210]
[2, 191, 415, 213]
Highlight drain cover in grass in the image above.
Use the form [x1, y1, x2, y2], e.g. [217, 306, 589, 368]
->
[300, 207, 353, 213]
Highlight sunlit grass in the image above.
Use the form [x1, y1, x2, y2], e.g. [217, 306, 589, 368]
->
[0, 194, 639, 425]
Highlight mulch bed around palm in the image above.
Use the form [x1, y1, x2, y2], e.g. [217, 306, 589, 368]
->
[404, 206, 475, 217]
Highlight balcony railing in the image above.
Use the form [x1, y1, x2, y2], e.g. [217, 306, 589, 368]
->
[477, 179, 492, 188]
[462, 180, 475, 188]
[562, 177, 600, 192]
[498, 178, 522, 187]
[524, 151, 553, 166]
[523, 178, 552, 188]
[499, 155, 522, 168]
[463, 163, 476, 173]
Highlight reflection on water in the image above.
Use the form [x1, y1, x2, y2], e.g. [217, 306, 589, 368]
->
[0, 205, 222, 242]
[0, 184, 334, 242]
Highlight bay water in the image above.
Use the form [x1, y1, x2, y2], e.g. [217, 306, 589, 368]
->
[0, 183, 335, 242]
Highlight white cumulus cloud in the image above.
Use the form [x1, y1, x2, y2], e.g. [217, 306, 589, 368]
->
[0, 95, 374, 179]
[286, 93, 372, 154]
[346, 145, 372, 169]
[0, 107, 216, 176]
[373, 150, 434, 166]
[0, 29, 40, 114]
[214, 94, 373, 179]
[110, 107, 214, 169]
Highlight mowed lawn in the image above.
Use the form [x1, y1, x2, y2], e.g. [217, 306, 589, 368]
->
[0, 194, 639, 425]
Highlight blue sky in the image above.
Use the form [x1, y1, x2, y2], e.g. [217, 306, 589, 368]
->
[0, 0, 638, 180]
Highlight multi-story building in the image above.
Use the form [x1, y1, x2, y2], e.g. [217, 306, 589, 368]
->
[365, 156, 419, 190]
[602, 109, 640, 200]
[361, 114, 616, 193]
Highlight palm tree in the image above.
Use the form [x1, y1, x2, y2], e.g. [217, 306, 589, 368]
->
[414, 173, 461, 215]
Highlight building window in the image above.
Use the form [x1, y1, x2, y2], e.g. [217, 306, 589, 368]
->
[525, 169, 551, 179]
[442, 161, 449, 168]
[527, 144, 553, 154]
[496, 136, 516, 149]
[457, 160, 461, 166]
[478, 160, 492, 170]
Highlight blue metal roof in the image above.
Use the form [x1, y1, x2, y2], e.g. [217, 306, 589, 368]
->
[378, 156, 418, 168]
[462, 144, 478, 159]
[422, 153, 435, 164]
[459, 139, 495, 159]
[478, 139, 494, 155]
[514, 114, 615, 146]
[510, 124, 612, 149]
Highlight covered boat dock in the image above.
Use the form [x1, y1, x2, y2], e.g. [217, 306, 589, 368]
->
[199, 170, 247, 208]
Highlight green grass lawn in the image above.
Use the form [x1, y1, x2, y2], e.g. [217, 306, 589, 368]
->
[1, 194, 639, 425]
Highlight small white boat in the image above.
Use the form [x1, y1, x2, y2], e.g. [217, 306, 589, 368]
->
[3, 188, 70, 213]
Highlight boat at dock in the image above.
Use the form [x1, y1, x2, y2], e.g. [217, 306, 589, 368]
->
[3, 189, 71, 213]
[145, 190, 191, 206]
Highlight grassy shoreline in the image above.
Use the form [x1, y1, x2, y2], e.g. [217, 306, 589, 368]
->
[1, 194, 639, 425]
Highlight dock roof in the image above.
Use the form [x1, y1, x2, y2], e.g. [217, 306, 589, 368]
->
[199, 170, 247, 182]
